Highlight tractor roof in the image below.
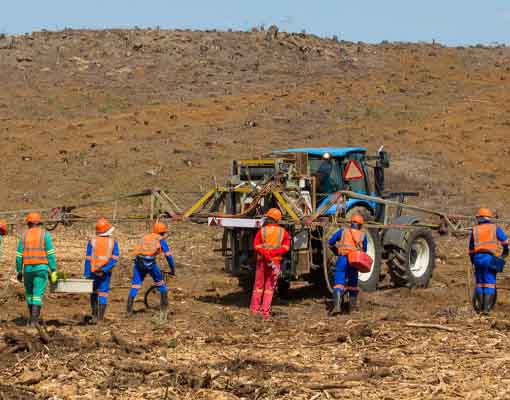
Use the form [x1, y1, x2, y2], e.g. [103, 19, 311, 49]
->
[275, 147, 367, 158]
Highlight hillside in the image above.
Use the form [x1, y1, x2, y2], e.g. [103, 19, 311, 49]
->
[1, 29, 510, 400]
[1, 29, 510, 213]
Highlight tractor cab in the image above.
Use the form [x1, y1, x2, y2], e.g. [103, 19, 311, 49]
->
[275, 147, 389, 218]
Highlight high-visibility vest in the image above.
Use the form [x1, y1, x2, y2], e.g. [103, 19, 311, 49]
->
[337, 228, 365, 256]
[258, 226, 286, 249]
[255, 225, 289, 262]
[473, 224, 498, 255]
[133, 233, 161, 257]
[22, 227, 48, 265]
[88, 237, 115, 272]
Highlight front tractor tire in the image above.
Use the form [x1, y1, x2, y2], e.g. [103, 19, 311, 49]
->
[322, 225, 382, 294]
[345, 206, 382, 292]
[387, 228, 436, 288]
[357, 229, 383, 292]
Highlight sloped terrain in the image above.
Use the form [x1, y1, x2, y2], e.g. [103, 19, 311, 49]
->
[1, 29, 510, 210]
[1, 29, 510, 399]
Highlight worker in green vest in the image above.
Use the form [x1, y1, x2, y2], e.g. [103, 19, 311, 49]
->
[16, 213, 58, 326]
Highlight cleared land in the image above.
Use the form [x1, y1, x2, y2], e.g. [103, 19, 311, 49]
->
[1, 29, 510, 399]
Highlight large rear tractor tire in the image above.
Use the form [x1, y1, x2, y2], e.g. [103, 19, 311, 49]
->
[387, 228, 436, 288]
[223, 229, 240, 274]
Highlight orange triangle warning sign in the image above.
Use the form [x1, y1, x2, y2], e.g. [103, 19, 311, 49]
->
[343, 160, 364, 181]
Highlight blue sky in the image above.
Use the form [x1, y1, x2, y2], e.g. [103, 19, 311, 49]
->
[2, 1, 510, 46]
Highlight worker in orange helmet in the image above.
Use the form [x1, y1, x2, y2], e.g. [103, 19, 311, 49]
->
[84, 218, 120, 322]
[127, 221, 175, 318]
[469, 208, 508, 314]
[16, 213, 58, 327]
[250, 208, 291, 320]
[328, 213, 368, 315]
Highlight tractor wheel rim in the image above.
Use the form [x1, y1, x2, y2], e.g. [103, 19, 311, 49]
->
[409, 238, 430, 277]
[358, 232, 376, 282]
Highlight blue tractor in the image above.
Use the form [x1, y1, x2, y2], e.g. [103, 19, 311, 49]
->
[275, 147, 383, 218]
[186, 147, 436, 294]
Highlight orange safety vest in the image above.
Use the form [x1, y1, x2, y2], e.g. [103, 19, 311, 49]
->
[88, 237, 115, 272]
[22, 227, 48, 265]
[472, 224, 498, 255]
[259, 226, 286, 249]
[133, 233, 162, 257]
[256, 225, 289, 261]
[337, 228, 365, 256]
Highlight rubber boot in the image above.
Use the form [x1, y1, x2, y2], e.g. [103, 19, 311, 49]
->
[160, 291, 168, 310]
[350, 294, 359, 313]
[98, 304, 107, 322]
[330, 291, 342, 316]
[31, 304, 40, 326]
[473, 291, 483, 313]
[32, 305, 49, 343]
[90, 296, 98, 322]
[160, 291, 169, 321]
[27, 304, 33, 326]
[482, 293, 490, 315]
[341, 295, 351, 314]
[484, 293, 496, 315]
[126, 296, 135, 317]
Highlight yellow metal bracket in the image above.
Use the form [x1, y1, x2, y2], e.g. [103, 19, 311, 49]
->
[272, 191, 301, 224]
[182, 189, 217, 219]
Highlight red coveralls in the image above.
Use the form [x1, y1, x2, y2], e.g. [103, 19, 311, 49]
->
[250, 224, 291, 319]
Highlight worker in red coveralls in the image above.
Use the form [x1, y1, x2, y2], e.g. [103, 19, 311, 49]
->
[250, 208, 291, 320]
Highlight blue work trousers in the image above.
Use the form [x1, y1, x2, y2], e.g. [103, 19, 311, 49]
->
[129, 260, 167, 298]
[473, 253, 497, 295]
[90, 272, 112, 306]
[333, 255, 359, 298]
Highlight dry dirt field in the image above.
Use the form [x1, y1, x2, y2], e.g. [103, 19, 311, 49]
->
[1, 28, 510, 399]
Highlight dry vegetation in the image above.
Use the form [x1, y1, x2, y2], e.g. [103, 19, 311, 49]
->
[1, 28, 510, 399]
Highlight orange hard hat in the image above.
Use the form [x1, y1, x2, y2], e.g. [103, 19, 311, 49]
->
[153, 222, 168, 234]
[96, 218, 112, 234]
[350, 214, 365, 225]
[265, 208, 282, 222]
[0, 220, 7, 235]
[476, 208, 493, 218]
[26, 212, 42, 225]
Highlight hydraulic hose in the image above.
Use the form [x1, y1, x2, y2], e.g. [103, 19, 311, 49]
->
[321, 230, 334, 294]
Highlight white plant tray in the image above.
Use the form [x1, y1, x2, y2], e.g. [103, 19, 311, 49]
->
[51, 279, 93, 294]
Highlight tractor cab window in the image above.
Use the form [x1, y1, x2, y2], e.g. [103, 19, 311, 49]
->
[309, 158, 342, 195]
[341, 154, 369, 194]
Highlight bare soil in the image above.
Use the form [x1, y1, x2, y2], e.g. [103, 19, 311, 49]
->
[1, 28, 510, 399]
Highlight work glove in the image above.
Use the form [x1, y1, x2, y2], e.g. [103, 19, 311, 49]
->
[50, 271, 58, 284]
[258, 249, 270, 261]
[16, 272, 23, 283]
